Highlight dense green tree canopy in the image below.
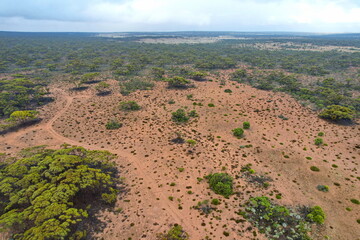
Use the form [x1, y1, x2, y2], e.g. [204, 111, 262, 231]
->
[0, 146, 119, 240]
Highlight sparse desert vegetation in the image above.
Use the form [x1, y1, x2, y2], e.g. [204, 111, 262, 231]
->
[0, 31, 359, 240]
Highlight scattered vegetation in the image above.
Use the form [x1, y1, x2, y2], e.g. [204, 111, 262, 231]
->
[157, 224, 189, 240]
[105, 119, 122, 129]
[232, 128, 244, 138]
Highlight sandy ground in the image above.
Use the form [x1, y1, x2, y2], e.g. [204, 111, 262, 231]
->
[0, 73, 359, 240]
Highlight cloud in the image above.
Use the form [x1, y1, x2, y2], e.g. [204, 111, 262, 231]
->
[0, 0, 360, 32]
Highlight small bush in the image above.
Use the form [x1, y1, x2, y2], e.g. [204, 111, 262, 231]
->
[105, 119, 122, 130]
[224, 89, 232, 93]
[120, 79, 154, 95]
[205, 173, 233, 198]
[243, 121, 250, 129]
[211, 198, 221, 205]
[157, 224, 189, 240]
[119, 101, 141, 111]
[314, 138, 324, 146]
[232, 128, 244, 138]
[350, 199, 360, 205]
[188, 110, 198, 117]
[317, 185, 329, 192]
[208, 103, 215, 107]
[307, 206, 326, 224]
[318, 132, 324, 136]
[172, 109, 190, 123]
[186, 139, 197, 146]
[310, 166, 320, 172]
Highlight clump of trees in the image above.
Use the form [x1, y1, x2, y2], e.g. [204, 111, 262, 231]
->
[171, 109, 198, 123]
[167, 76, 192, 89]
[319, 105, 355, 122]
[1, 110, 39, 133]
[205, 173, 233, 198]
[119, 78, 154, 95]
[0, 146, 120, 240]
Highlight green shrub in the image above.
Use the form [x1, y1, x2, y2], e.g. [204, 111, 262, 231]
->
[318, 132, 324, 136]
[307, 206, 326, 224]
[172, 109, 189, 123]
[188, 110, 198, 117]
[119, 101, 141, 111]
[232, 128, 244, 138]
[211, 198, 221, 205]
[120, 79, 154, 95]
[205, 173, 233, 198]
[319, 105, 355, 121]
[350, 199, 360, 205]
[310, 166, 320, 172]
[224, 89, 232, 93]
[167, 76, 191, 88]
[105, 119, 122, 129]
[317, 185, 329, 192]
[243, 121, 250, 129]
[157, 224, 189, 240]
[0, 146, 119, 240]
[314, 138, 324, 146]
[186, 139, 197, 146]
[208, 103, 215, 107]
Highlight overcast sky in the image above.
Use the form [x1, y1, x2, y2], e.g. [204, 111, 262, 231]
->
[1, 0, 360, 32]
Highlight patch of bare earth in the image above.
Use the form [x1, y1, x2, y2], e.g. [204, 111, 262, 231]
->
[0, 73, 359, 240]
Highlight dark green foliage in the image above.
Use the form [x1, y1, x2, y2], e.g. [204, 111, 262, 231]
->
[224, 89, 232, 93]
[319, 105, 355, 121]
[0, 146, 119, 240]
[243, 121, 250, 129]
[188, 110, 198, 118]
[105, 119, 122, 130]
[119, 101, 141, 111]
[314, 137, 324, 146]
[317, 185, 329, 192]
[205, 173, 233, 198]
[245, 196, 313, 239]
[211, 199, 220, 205]
[167, 76, 191, 88]
[306, 206, 326, 224]
[310, 166, 320, 172]
[232, 128, 244, 138]
[171, 109, 198, 123]
[171, 109, 189, 123]
[208, 103, 215, 107]
[157, 224, 189, 240]
[350, 199, 360, 205]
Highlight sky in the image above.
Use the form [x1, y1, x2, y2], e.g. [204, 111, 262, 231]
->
[0, 0, 360, 32]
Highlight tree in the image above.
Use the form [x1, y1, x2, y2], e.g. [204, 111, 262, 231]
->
[171, 109, 189, 123]
[95, 82, 111, 95]
[189, 71, 207, 81]
[167, 76, 191, 89]
[151, 67, 165, 80]
[6, 110, 39, 124]
[319, 105, 355, 121]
